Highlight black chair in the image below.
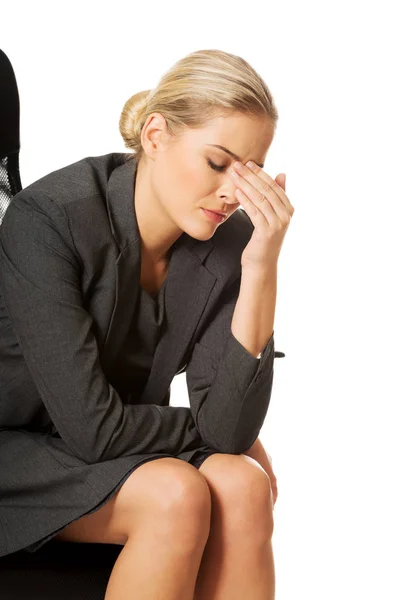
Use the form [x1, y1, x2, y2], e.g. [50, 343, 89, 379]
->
[0, 49, 22, 224]
[0, 47, 123, 600]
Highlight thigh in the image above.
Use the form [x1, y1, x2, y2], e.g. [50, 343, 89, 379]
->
[54, 457, 209, 546]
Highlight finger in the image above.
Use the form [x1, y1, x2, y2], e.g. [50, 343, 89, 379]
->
[235, 188, 268, 224]
[233, 161, 284, 212]
[246, 161, 293, 213]
[231, 170, 279, 226]
[239, 163, 283, 206]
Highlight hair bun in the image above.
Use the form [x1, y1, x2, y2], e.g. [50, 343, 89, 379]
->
[119, 89, 152, 152]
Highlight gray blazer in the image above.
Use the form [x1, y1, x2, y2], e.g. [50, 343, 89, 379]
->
[0, 152, 284, 465]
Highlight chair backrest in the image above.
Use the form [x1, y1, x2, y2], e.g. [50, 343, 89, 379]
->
[0, 48, 22, 225]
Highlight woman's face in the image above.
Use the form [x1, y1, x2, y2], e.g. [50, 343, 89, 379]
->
[141, 110, 275, 241]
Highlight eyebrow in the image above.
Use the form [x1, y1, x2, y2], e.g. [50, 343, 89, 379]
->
[206, 144, 264, 168]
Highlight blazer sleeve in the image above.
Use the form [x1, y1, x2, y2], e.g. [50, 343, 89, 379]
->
[0, 191, 207, 465]
[185, 276, 276, 455]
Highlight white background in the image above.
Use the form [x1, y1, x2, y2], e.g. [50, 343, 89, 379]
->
[2, 1, 399, 598]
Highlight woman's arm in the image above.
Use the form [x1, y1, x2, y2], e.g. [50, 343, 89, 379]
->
[231, 264, 277, 358]
[185, 275, 276, 456]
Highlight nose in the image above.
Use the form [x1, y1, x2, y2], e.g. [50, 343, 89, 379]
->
[223, 173, 241, 208]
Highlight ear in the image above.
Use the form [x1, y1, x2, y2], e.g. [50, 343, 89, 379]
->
[141, 112, 169, 158]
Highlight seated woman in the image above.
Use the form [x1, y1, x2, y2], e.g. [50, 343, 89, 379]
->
[0, 47, 293, 600]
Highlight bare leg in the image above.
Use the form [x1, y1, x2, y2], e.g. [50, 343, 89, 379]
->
[194, 453, 276, 600]
[194, 525, 275, 600]
[54, 457, 213, 600]
[105, 515, 209, 600]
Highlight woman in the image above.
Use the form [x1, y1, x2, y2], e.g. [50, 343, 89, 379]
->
[0, 49, 293, 599]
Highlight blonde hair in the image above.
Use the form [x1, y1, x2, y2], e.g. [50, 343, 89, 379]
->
[119, 49, 279, 165]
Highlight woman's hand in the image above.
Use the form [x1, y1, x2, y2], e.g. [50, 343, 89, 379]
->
[230, 161, 294, 271]
[242, 437, 278, 507]
[261, 447, 278, 507]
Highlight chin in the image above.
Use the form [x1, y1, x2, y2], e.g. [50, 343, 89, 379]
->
[177, 207, 226, 241]
[187, 223, 221, 241]
[191, 231, 216, 241]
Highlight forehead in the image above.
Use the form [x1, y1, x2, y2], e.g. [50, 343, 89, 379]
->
[186, 112, 274, 161]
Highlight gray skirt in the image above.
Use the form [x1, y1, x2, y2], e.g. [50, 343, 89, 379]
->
[0, 428, 217, 557]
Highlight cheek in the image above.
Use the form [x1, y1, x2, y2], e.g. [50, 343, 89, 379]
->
[176, 161, 204, 189]
[184, 162, 214, 198]
[167, 163, 211, 206]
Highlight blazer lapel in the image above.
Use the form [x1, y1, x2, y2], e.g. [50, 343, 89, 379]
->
[139, 236, 216, 405]
[99, 154, 141, 374]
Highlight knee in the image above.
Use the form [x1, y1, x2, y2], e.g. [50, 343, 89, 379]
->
[150, 459, 213, 551]
[200, 454, 274, 541]
[123, 458, 212, 544]
[163, 462, 212, 521]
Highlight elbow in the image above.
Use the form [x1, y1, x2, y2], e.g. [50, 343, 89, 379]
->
[82, 451, 112, 466]
[82, 452, 102, 466]
[69, 447, 102, 466]
[198, 420, 254, 456]
[67, 440, 112, 466]
[229, 437, 257, 455]
[83, 445, 115, 465]
[227, 422, 266, 455]
[55, 418, 119, 465]
[204, 436, 255, 456]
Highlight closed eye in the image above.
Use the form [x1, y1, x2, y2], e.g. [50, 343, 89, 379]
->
[207, 159, 226, 173]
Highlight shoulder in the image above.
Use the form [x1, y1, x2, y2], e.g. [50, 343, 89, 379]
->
[5, 150, 128, 236]
[1, 153, 128, 266]
[15, 152, 127, 211]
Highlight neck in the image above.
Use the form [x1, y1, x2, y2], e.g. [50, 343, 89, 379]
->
[134, 157, 183, 264]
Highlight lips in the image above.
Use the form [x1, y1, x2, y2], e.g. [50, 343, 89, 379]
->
[202, 208, 226, 224]
[205, 209, 227, 216]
